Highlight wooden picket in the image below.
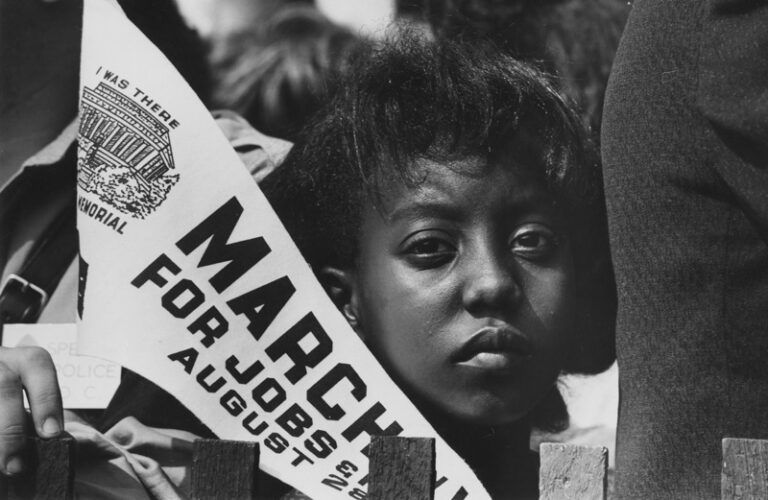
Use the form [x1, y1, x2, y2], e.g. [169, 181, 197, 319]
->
[190, 439, 260, 500]
[722, 438, 768, 500]
[368, 436, 435, 500]
[0, 433, 76, 500]
[539, 443, 607, 500]
[4, 434, 768, 499]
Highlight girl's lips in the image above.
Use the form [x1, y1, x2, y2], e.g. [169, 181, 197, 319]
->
[452, 326, 533, 370]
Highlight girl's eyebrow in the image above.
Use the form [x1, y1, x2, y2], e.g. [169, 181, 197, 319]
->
[387, 201, 465, 223]
[387, 189, 552, 223]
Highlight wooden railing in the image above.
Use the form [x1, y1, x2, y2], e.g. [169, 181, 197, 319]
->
[0, 435, 765, 499]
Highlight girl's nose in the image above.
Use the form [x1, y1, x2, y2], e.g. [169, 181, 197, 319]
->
[462, 251, 522, 316]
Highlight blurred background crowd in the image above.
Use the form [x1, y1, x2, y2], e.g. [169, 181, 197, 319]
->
[172, 0, 628, 143]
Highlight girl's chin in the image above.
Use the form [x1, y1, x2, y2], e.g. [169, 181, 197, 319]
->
[456, 408, 528, 427]
[429, 395, 531, 428]
[400, 380, 533, 428]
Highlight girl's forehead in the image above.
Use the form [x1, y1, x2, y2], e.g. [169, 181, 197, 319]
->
[375, 157, 556, 220]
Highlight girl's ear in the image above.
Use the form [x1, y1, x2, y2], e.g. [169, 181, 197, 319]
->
[319, 266, 364, 338]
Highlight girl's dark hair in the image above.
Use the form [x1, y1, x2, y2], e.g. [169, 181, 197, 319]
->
[423, 0, 629, 137]
[261, 34, 616, 428]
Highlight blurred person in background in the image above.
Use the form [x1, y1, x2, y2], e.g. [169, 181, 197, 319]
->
[210, 4, 368, 142]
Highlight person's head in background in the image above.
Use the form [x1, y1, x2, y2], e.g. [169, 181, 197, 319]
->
[261, 33, 616, 496]
[422, 0, 629, 139]
[211, 4, 367, 142]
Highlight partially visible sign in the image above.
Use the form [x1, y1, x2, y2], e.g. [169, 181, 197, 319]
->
[2, 324, 120, 409]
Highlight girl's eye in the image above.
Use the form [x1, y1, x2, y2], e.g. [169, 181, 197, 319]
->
[409, 238, 452, 255]
[402, 234, 456, 267]
[510, 225, 560, 260]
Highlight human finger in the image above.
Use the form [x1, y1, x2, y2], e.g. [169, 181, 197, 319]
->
[0, 358, 28, 475]
[1, 346, 64, 439]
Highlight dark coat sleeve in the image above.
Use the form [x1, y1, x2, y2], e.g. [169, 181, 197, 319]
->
[697, 0, 768, 241]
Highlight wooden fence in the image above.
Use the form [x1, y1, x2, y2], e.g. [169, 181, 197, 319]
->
[0, 435, 765, 499]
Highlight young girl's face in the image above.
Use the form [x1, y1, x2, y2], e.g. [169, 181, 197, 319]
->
[346, 157, 576, 426]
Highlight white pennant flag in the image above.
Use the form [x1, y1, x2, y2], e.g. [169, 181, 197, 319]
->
[76, 1, 490, 498]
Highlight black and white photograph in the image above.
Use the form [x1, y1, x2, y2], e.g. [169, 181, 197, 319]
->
[1, 0, 767, 498]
